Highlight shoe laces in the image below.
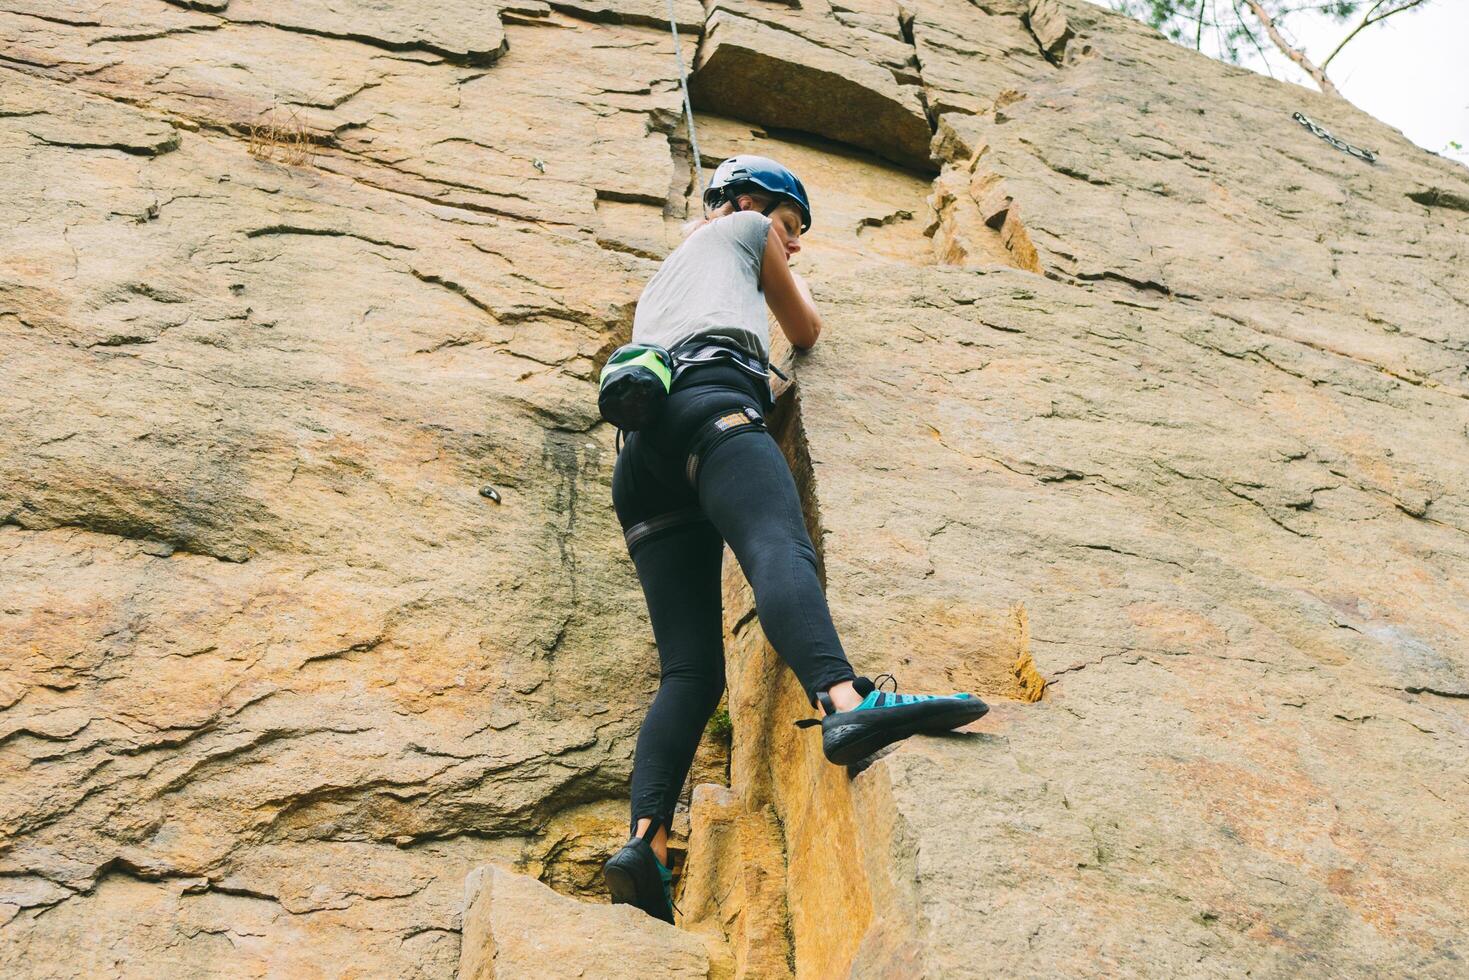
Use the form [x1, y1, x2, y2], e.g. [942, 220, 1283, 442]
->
[797, 674, 900, 728]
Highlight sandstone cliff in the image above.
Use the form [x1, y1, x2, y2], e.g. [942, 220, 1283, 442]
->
[2, 0, 1466, 977]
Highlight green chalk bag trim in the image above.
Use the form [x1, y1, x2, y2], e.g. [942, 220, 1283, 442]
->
[600, 345, 673, 390]
[598, 343, 675, 432]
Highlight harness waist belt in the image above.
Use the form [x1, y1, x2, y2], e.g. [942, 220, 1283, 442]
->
[671, 342, 788, 384]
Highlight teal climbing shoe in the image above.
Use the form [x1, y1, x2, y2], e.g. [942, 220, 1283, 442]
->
[797, 674, 989, 766]
[603, 834, 675, 924]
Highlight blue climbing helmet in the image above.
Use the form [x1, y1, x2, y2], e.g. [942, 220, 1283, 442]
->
[703, 155, 813, 233]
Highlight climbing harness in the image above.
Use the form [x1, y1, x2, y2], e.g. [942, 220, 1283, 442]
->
[1293, 111, 1377, 164]
[600, 338, 785, 456]
[623, 507, 710, 554]
[670, 339, 788, 396]
[684, 405, 767, 488]
[664, 0, 707, 208]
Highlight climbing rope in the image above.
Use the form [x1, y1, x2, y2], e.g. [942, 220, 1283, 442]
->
[1293, 111, 1378, 164]
[664, 0, 707, 212]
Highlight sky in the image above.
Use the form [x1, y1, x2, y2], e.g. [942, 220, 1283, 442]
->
[1090, 1, 1469, 169]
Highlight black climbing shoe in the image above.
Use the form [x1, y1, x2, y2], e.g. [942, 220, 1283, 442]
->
[602, 834, 675, 924]
[797, 674, 989, 766]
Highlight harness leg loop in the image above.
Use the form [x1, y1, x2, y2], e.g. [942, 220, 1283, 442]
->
[685, 405, 767, 489]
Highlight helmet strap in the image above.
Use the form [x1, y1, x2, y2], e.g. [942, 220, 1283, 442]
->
[729, 194, 785, 224]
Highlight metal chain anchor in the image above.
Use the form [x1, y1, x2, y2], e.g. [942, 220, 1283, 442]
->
[1293, 111, 1378, 164]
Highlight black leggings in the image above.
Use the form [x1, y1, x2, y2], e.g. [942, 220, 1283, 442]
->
[611, 362, 856, 838]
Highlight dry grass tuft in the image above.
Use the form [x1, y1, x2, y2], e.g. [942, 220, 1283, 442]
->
[247, 103, 314, 166]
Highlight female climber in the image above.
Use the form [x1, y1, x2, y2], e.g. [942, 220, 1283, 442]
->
[600, 155, 989, 923]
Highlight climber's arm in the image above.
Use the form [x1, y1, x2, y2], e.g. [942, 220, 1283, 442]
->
[760, 227, 823, 350]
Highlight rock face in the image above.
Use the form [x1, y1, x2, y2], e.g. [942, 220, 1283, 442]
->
[691, 1, 933, 171]
[2, 0, 1467, 977]
[460, 865, 723, 979]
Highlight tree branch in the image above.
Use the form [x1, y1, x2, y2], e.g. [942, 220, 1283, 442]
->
[1242, 0, 1341, 96]
[1231, 0, 1277, 77]
[1321, 0, 1427, 73]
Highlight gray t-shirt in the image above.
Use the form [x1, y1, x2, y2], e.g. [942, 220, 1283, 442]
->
[631, 209, 773, 362]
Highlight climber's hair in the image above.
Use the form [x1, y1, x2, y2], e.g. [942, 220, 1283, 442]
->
[680, 187, 779, 238]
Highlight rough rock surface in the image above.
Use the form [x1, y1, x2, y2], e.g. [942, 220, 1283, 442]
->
[2, 0, 1467, 976]
[460, 864, 722, 978]
[691, 1, 933, 170]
